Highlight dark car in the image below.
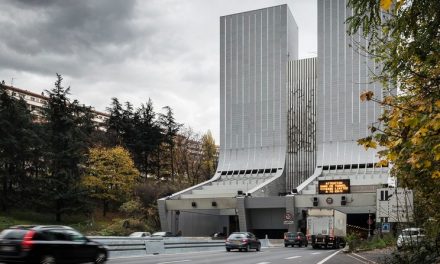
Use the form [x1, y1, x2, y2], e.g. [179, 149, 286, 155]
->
[0, 225, 108, 264]
[284, 232, 308, 247]
[225, 232, 261, 252]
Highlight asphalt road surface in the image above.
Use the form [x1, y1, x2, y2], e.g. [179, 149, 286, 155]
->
[108, 247, 342, 264]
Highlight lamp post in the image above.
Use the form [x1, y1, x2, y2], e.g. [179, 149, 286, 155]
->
[368, 210, 372, 238]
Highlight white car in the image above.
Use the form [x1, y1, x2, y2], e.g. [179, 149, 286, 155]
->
[397, 228, 425, 249]
[129, 232, 151, 238]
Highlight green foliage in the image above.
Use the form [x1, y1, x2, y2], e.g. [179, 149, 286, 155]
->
[348, 2, 440, 261]
[159, 106, 182, 182]
[82, 146, 140, 216]
[348, 0, 440, 222]
[1, 74, 215, 231]
[119, 199, 145, 219]
[346, 233, 395, 252]
[201, 130, 217, 182]
[97, 218, 148, 236]
[39, 74, 94, 221]
[0, 85, 40, 211]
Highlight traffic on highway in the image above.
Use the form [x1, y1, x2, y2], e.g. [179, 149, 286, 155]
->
[107, 247, 341, 264]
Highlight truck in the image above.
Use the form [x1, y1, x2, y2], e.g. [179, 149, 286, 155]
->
[306, 208, 346, 249]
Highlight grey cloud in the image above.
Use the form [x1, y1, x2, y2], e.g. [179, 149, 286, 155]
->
[0, 0, 164, 76]
[0, 0, 316, 143]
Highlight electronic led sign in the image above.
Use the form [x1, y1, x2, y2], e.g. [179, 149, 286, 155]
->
[318, 179, 350, 194]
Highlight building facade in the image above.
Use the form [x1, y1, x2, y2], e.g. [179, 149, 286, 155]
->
[158, 1, 394, 238]
[1, 84, 109, 127]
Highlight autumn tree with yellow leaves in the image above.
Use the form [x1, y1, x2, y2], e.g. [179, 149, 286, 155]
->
[347, 0, 440, 222]
[82, 146, 140, 216]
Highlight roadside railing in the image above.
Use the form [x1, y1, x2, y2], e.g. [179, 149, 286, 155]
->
[88, 236, 228, 258]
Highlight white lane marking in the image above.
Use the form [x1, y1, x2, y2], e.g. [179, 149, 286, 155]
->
[316, 250, 341, 264]
[157, 260, 191, 264]
[352, 253, 377, 264]
[285, 256, 302, 259]
[311, 252, 321, 255]
[347, 254, 369, 264]
[256, 262, 271, 264]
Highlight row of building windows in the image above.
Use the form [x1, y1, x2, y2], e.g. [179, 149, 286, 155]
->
[318, 163, 389, 171]
[3, 86, 109, 124]
[218, 168, 281, 175]
[10, 91, 46, 103]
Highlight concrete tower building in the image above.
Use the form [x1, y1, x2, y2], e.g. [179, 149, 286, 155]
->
[158, 5, 318, 237]
[218, 4, 297, 176]
[293, 0, 389, 220]
[158, 1, 392, 238]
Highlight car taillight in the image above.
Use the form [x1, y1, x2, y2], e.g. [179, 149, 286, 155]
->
[329, 236, 334, 241]
[21, 230, 35, 251]
[297, 236, 301, 240]
[242, 239, 248, 243]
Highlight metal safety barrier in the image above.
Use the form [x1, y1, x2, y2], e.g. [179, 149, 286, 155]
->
[87, 236, 227, 258]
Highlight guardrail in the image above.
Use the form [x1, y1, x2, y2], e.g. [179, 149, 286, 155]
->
[88, 236, 228, 258]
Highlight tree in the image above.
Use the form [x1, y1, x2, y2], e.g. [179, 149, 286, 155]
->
[0, 84, 39, 211]
[159, 106, 181, 182]
[106, 98, 124, 146]
[132, 99, 163, 178]
[347, 0, 440, 220]
[41, 74, 93, 221]
[201, 130, 217, 182]
[173, 127, 204, 186]
[82, 146, 140, 216]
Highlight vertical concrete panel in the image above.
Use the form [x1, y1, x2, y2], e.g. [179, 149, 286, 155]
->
[217, 5, 295, 172]
[317, 0, 384, 166]
[236, 197, 248, 231]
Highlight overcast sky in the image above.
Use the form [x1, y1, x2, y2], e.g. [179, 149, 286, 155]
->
[0, 0, 316, 143]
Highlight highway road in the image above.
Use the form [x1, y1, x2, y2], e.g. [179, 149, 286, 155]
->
[108, 247, 341, 264]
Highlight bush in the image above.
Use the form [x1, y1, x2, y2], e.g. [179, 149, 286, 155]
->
[346, 232, 395, 252]
[97, 218, 149, 236]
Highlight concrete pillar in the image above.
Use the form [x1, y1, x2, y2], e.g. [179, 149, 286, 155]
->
[285, 195, 297, 232]
[236, 197, 248, 231]
[157, 199, 169, 231]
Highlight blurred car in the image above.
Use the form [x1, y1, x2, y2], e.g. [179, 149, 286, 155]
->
[151, 231, 174, 237]
[284, 232, 308, 247]
[129, 232, 151, 238]
[225, 232, 261, 252]
[397, 228, 425, 250]
[0, 225, 108, 264]
[211, 232, 227, 240]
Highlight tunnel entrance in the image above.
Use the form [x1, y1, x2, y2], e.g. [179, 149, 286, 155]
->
[251, 229, 288, 239]
[347, 213, 376, 238]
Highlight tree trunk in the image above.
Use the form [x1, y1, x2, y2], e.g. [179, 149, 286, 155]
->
[1, 167, 7, 211]
[170, 145, 174, 182]
[103, 200, 108, 217]
[56, 199, 62, 222]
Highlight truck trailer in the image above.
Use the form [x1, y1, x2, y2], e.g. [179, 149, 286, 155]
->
[306, 208, 346, 249]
